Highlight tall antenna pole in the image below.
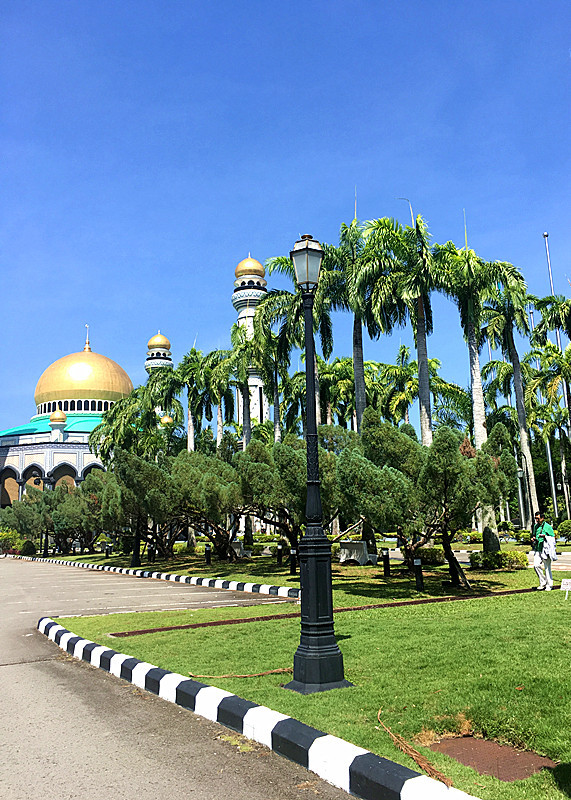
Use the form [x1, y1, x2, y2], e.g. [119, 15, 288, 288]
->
[354, 185, 357, 221]
[398, 197, 415, 226]
[543, 232, 563, 351]
[530, 308, 559, 517]
[463, 209, 468, 250]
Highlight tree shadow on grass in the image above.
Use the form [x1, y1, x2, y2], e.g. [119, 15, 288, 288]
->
[553, 762, 571, 797]
[329, 566, 535, 604]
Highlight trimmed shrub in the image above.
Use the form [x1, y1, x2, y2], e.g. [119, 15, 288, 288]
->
[513, 529, 532, 546]
[20, 540, 37, 556]
[556, 519, 571, 541]
[418, 546, 446, 565]
[469, 550, 528, 570]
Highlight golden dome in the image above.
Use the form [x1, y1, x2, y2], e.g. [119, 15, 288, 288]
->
[49, 410, 67, 424]
[235, 255, 265, 279]
[147, 331, 171, 350]
[35, 350, 133, 406]
[160, 415, 174, 425]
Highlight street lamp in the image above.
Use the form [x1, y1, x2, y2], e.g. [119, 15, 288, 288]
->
[284, 235, 352, 695]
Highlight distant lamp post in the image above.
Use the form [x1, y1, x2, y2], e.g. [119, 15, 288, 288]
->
[284, 235, 352, 695]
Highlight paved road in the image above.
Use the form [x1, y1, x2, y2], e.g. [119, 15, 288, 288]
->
[0, 558, 347, 800]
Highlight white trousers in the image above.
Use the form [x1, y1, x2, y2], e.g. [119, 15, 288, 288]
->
[534, 551, 553, 588]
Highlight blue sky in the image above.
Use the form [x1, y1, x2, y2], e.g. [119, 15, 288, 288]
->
[2, 0, 570, 432]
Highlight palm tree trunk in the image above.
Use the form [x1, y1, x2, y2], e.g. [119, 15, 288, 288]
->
[273, 365, 281, 443]
[216, 404, 223, 447]
[353, 314, 366, 433]
[467, 322, 487, 449]
[187, 401, 195, 452]
[416, 296, 433, 446]
[242, 382, 252, 447]
[326, 402, 332, 425]
[558, 428, 570, 519]
[468, 321, 497, 532]
[509, 331, 539, 522]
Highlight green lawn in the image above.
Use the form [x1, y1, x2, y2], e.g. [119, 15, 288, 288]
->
[57, 586, 571, 800]
[45, 550, 565, 609]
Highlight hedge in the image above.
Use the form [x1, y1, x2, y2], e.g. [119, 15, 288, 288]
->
[418, 546, 446, 565]
[469, 550, 528, 570]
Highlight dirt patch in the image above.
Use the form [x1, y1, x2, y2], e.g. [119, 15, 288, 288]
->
[430, 735, 557, 781]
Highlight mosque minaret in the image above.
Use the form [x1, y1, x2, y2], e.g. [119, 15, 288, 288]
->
[231, 255, 270, 426]
[145, 331, 173, 373]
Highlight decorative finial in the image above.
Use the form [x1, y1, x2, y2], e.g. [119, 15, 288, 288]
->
[248, 252, 251, 258]
[84, 324, 92, 352]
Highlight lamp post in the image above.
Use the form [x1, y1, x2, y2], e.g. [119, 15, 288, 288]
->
[284, 235, 352, 695]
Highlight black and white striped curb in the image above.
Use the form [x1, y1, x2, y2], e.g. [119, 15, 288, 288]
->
[7, 555, 300, 599]
[38, 616, 477, 800]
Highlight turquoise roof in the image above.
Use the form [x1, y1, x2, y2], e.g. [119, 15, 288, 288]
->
[0, 413, 104, 439]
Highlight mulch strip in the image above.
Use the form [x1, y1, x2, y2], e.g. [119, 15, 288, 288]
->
[110, 585, 550, 638]
[430, 735, 557, 781]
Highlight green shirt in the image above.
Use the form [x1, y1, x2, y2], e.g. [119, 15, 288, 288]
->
[533, 520, 555, 552]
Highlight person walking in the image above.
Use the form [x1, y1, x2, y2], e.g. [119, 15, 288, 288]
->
[532, 510, 557, 590]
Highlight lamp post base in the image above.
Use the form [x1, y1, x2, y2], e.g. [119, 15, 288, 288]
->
[284, 677, 353, 695]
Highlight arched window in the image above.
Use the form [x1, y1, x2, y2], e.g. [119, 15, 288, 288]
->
[58, 401, 62, 410]
[70, 400, 76, 411]
[103, 402, 108, 411]
[97, 401, 103, 411]
[91, 401, 96, 411]
[64, 401, 69, 411]
[77, 400, 83, 410]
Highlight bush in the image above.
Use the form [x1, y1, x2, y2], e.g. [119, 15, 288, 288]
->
[20, 539, 37, 556]
[418, 546, 446, 565]
[469, 550, 528, 570]
[513, 529, 532, 546]
[556, 519, 571, 541]
[0, 529, 24, 553]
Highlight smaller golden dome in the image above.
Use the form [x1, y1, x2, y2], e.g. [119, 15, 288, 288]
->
[148, 331, 171, 350]
[235, 255, 265, 279]
[160, 415, 174, 425]
[49, 410, 67, 424]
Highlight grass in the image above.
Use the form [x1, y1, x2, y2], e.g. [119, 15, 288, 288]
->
[45, 550, 568, 609]
[57, 589, 571, 800]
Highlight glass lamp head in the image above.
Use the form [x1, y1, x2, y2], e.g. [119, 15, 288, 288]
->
[290, 235, 324, 292]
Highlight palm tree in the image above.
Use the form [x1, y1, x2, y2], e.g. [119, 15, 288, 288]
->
[144, 368, 185, 427]
[482, 278, 539, 522]
[259, 255, 334, 426]
[528, 340, 571, 413]
[204, 350, 235, 447]
[252, 318, 288, 442]
[280, 370, 306, 436]
[532, 294, 571, 345]
[226, 324, 255, 447]
[376, 345, 417, 425]
[435, 241, 501, 449]
[177, 348, 208, 452]
[320, 220, 382, 432]
[364, 214, 439, 446]
[88, 388, 161, 465]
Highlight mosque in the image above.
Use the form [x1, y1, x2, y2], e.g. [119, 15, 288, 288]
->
[0, 256, 270, 508]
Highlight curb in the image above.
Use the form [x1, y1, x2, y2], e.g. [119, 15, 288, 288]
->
[37, 616, 477, 800]
[7, 554, 300, 599]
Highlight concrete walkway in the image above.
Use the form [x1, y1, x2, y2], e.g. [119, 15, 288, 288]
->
[0, 558, 347, 800]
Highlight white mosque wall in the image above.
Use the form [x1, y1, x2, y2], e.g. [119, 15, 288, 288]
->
[52, 452, 79, 468]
